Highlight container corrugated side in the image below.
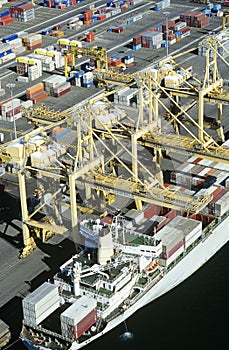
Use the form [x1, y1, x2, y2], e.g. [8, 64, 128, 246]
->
[60, 296, 96, 325]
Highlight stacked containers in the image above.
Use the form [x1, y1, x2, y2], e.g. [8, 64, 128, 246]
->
[10, 3, 35, 22]
[43, 0, 54, 7]
[0, 43, 15, 64]
[27, 58, 42, 80]
[42, 75, 71, 97]
[132, 35, 141, 50]
[157, 218, 184, 267]
[22, 282, 60, 326]
[83, 9, 92, 25]
[2, 34, 25, 55]
[86, 32, 95, 42]
[171, 216, 202, 250]
[23, 34, 42, 50]
[28, 52, 55, 72]
[71, 70, 85, 87]
[26, 83, 48, 104]
[123, 53, 134, 65]
[60, 296, 97, 340]
[0, 9, 14, 25]
[82, 71, 93, 88]
[141, 31, 163, 48]
[0, 98, 22, 122]
[180, 11, 210, 28]
[207, 188, 229, 217]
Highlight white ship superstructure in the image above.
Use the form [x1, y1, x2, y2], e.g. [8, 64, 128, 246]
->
[20, 190, 229, 350]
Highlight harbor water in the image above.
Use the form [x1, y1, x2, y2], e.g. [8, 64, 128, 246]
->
[12, 242, 229, 350]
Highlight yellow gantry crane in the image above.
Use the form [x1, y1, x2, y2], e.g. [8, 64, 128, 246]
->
[1, 34, 229, 257]
[63, 46, 108, 77]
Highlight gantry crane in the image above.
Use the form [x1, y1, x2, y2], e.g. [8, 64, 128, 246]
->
[63, 45, 108, 77]
[1, 34, 229, 258]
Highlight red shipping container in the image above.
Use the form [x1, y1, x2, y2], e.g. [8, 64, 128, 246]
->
[165, 209, 177, 220]
[162, 20, 176, 32]
[97, 15, 106, 20]
[54, 87, 71, 98]
[32, 91, 48, 104]
[86, 32, 95, 42]
[144, 204, 159, 219]
[6, 105, 21, 117]
[76, 308, 97, 339]
[0, 14, 11, 20]
[133, 35, 141, 45]
[112, 27, 124, 33]
[166, 239, 184, 259]
[0, 18, 14, 26]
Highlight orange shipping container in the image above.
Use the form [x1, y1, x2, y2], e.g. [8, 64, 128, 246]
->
[26, 83, 44, 96]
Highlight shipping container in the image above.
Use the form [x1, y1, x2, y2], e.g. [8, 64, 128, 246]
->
[60, 295, 97, 340]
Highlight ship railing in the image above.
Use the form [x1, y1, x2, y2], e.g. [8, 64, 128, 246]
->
[130, 275, 162, 305]
[23, 322, 72, 343]
[80, 285, 114, 299]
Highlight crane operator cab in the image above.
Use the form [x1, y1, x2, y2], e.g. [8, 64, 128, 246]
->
[82, 58, 97, 72]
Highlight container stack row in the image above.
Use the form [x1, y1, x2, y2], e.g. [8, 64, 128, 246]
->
[10, 2, 35, 22]
[22, 282, 60, 326]
[0, 9, 14, 26]
[16, 56, 42, 81]
[169, 162, 218, 189]
[108, 52, 134, 68]
[180, 11, 210, 28]
[0, 98, 22, 122]
[42, 75, 71, 97]
[157, 216, 202, 267]
[26, 83, 48, 104]
[0, 43, 16, 65]
[186, 156, 229, 185]
[132, 18, 191, 50]
[2, 33, 25, 55]
[22, 33, 42, 51]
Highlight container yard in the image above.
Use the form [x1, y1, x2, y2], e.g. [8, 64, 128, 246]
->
[0, 0, 229, 349]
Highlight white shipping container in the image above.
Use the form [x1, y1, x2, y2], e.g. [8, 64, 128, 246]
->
[6, 112, 22, 122]
[60, 295, 96, 326]
[22, 282, 58, 309]
[23, 299, 60, 326]
[1, 53, 16, 63]
[1, 99, 21, 111]
[53, 82, 71, 94]
[174, 21, 187, 31]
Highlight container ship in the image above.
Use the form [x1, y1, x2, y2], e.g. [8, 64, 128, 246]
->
[20, 157, 229, 350]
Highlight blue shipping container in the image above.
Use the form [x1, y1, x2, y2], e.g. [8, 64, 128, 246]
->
[0, 49, 12, 58]
[0, 10, 10, 18]
[2, 34, 18, 43]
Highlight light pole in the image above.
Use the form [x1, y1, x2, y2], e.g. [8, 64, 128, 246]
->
[163, 11, 170, 58]
[6, 83, 17, 139]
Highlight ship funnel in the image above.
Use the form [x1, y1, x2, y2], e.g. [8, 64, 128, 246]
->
[98, 226, 114, 265]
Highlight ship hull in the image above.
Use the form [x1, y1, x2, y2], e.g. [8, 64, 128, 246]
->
[21, 216, 229, 350]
